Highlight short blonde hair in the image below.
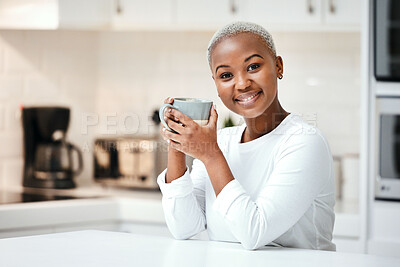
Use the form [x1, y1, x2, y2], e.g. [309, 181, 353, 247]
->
[207, 21, 277, 64]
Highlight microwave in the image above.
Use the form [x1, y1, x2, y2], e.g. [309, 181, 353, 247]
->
[93, 137, 168, 190]
[374, 0, 400, 82]
[376, 98, 400, 200]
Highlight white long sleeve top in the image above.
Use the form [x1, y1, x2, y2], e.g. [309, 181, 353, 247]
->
[157, 114, 336, 251]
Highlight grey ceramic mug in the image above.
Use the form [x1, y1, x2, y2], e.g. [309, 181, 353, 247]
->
[159, 98, 213, 133]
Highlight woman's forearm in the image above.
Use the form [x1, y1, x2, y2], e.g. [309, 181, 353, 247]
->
[165, 148, 186, 183]
[203, 149, 234, 196]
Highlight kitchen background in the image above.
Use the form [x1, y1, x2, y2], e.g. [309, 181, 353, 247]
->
[5, 0, 393, 257]
[0, 30, 361, 193]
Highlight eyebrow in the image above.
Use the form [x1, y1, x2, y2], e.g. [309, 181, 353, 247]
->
[245, 54, 264, 62]
[215, 54, 264, 73]
[215, 64, 229, 73]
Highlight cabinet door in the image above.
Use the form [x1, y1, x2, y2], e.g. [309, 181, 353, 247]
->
[240, 0, 322, 28]
[0, 0, 57, 29]
[112, 0, 173, 28]
[175, 0, 238, 28]
[58, 0, 112, 29]
[323, 0, 361, 27]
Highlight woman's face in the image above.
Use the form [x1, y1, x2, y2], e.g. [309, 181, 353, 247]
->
[210, 33, 283, 119]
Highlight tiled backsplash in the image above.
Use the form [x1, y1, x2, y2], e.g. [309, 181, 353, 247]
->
[0, 30, 360, 187]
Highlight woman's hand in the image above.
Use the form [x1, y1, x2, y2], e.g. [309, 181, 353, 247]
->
[160, 97, 184, 155]
[160, 98, 219, 164]
[160, 97, 233, 194]
[160, 97, 186, 182]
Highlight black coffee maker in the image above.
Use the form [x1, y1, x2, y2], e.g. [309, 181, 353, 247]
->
[22, 107, 83, 189]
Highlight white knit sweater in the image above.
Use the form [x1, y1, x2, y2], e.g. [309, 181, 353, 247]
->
[157, 114, 336, 251]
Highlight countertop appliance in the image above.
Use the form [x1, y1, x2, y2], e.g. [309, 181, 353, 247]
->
[22, 107, 83, 189]
[375, 98, 400, 201]
[373, 0, 400, 201]
[374, 0, 400, 82]
[94, 136, 167, 190]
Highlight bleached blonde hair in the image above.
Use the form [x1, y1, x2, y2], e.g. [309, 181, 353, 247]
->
[207, 21, 277, 65]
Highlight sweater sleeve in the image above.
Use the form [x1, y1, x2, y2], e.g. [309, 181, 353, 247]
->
[157, 159, 207, 240]
[213, 132, 332, 250]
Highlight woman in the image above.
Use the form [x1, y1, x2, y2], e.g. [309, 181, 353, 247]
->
[157, 21, 335, 251]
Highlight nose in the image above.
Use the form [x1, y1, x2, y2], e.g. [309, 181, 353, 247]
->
[234, 71, 251, 90]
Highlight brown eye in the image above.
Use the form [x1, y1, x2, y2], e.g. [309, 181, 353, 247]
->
[247, 64, 260, 71]
[220, 73, 233, 79]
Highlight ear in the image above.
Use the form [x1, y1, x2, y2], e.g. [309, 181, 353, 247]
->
[275, 56, 283, 78]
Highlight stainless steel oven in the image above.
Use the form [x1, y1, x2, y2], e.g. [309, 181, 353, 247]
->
[376, 98, 400, 200]
[373, 0, 400, 200]
[374, 0, 400, 82]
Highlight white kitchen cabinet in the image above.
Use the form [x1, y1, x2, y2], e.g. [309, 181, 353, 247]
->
[323, 0, 361, 27]
[0, 0, 58, 29]
[175, 0, 240, 29]
[0, 0, 360, 31]
[0, 0, 112, 30]
[332, 237, 364, 253]
[58, 0, 112, 29]
[111, 0, 173, 29]
[241, 0, 360, 31]
[240, 0, 323, 28]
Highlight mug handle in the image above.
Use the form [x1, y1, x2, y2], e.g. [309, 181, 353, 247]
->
[159, 104, 178, 133]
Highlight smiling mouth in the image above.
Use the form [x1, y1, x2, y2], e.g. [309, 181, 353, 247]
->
[235, 91, 262, 106]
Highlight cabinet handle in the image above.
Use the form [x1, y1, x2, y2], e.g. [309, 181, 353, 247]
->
[230, 0, 237, 14]
[307, 0, 314, 14]
[329, 0, 336, 14]
[116, 0, 123, 15]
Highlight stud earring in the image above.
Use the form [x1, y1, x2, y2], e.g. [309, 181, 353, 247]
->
[278, 74, 283, 80]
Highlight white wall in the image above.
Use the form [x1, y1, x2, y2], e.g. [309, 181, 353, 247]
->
[0, 30, 360, 188]
[0, 30, 98, 187]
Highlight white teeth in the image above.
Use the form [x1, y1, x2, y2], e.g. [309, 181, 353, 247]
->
[239, 92, 258, 102]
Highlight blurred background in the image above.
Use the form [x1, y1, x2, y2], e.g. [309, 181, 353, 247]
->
[0, 0, 361, 195]
[0, 0, 398, 258]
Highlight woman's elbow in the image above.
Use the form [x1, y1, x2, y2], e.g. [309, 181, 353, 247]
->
[240, 238, 265, 250]
[168, 224, 199, 240]
[239, 229, 270, 250]
[170, 231, 191, 240]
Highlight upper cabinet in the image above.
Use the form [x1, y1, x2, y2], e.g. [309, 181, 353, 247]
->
[0, 0, 112, 30]
[111, 0, 173, 30]
[240, 0, 323, 27]
[175, 0, 240, 29]
[239, 0, 361, 31]
[0, 0, 58, 29]
[0, 0, 361, 31]
[323, 0, 361, 27]
[173, 0, 361, 31]
[58, 0, 111, 29]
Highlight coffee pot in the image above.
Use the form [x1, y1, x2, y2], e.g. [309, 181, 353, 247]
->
[34, 139, 83, 181]
[22, 107, 83, 189]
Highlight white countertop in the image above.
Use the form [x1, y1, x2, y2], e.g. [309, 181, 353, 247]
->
[0, 187, 164, 233]
[0, 185, 359, 238]
[0, 230, 398, 267]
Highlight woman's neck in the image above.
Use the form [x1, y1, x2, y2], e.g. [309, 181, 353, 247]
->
[241, 98, 289, 143]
